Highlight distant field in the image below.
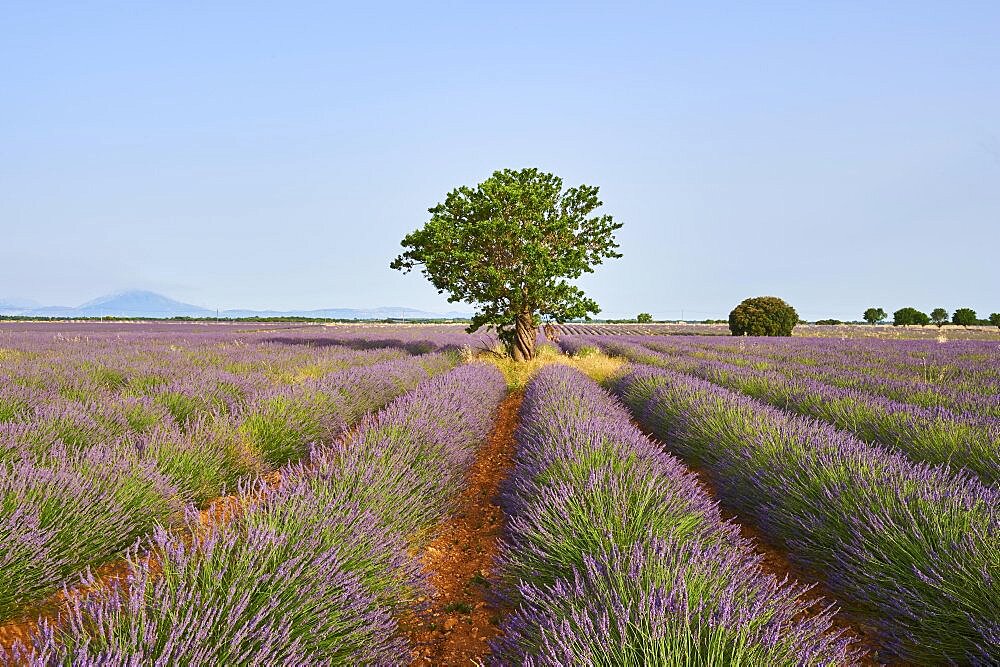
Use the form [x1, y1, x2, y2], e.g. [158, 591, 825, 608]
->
[1, 322, 997, 664]
[555, 321, 1000, 340]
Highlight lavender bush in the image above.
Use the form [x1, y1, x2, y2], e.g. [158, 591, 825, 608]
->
[492, 365, 857, 665]
[8, 356, 507, 664]
[0, 446, 183, 619]
[616, 364, 1000, 663]
[577, 334, 1000, 486]
[293, 361, 507, 540]
[20, 522, 409, 666]
[0, 324, 470, 624]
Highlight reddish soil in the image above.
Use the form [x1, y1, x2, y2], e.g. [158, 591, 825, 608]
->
[692, 466, 889, 666]
[0, 557, 144, 653]
[401, 390, 523, 666]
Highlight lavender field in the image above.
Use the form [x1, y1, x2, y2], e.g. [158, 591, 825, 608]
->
[0, 322, 998, 665]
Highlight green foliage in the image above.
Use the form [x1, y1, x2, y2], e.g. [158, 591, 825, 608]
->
[814, 319, 842, 325]
[990, 313, 1000, 329]
[0, 396, 29, 422]
[145, 424, 258, 505]
[391, 168, 622, 361]
[238, 392, 341, 468]
[863, 307, 887, 325]
[930, 308, 949, 326]
[728, 297, 798, 337]
[155, 391, 209, 429]
[952, 307, 977, 328]
[893, 307, 930, 327]
[636, 313, 653, 323]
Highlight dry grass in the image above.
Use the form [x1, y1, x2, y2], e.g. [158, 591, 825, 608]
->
[467, 343, 626, 389]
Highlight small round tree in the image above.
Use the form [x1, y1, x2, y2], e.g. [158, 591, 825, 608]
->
[728, 296, 798, 336]
[636, 312, 653, 324]
[990, 313, 1000, 329]
[952, 308, 978, 328]
[863, 307, 887, 325]
[930, 307, 949, 327]
[391, 168, 622, 361]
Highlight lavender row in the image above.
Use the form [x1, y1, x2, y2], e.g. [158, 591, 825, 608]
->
[491, 364, 857, 665]
[9, 362, 508, 665]
[574, 336, 1000, 487]
[642, 336, 1000, 416]
[0, 352, 456, 623]
[615, 364, 1000, 664]
[562, 331, 1000, 399]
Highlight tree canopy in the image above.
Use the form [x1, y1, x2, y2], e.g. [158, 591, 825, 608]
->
[637, 313, 653, 324]
[893, 307, 930, 327]
[390, 168, 622, 360]
[863, 307, 887, 325]
[930, 308, 949, 326]
[728, 296, 798, 336]
[952, 308, 978, 327]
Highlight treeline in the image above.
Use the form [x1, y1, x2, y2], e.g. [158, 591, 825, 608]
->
[860, 307, 1000, 328]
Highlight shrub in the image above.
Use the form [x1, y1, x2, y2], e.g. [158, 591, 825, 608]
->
[814, 319, 842, 325]
[728, 297, 797, 337]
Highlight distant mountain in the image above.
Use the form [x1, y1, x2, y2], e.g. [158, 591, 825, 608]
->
[220, 305, 472, 319]
[0, 297, 41, 315]
[74, 290, 215, 318]
[0, 290, 472, 320]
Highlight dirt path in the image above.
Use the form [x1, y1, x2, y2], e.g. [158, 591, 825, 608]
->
[402, 390, 523, 666]
[692, 466, 890, 666]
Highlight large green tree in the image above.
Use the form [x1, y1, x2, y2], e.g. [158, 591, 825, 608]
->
[894, 307, 930, 327]
[952, 308, 978, 328]
[390, 168, 622, 361]
[930, 307, 949, 327]
[863, 307, 887, 325]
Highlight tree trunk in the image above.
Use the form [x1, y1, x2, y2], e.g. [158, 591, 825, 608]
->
[511, 313, 536, 362]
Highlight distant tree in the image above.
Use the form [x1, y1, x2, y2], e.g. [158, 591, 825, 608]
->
[728, 296, 798, 336]
[391, 168, 622, 361]
[636, 312, 653, 323]
[952, 308, 978, 328]
[894, 307, 930, 327]
[930, 308, 949, 327]
[815, 319, 843, 325]
[990, 313, 1000, 329]
[863, 307, 887, 325]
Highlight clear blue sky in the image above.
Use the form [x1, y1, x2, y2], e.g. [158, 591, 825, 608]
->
[2, 1, 998, 320]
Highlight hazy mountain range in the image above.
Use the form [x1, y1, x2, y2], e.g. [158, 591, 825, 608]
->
[0, 290, 472, 320]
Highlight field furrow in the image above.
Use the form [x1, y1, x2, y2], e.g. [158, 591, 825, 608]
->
[571, 335, 1000, 486]
[614, 363, 1000, 664]
[490, 364, 859, 665]
[4, 361, 507, 664]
